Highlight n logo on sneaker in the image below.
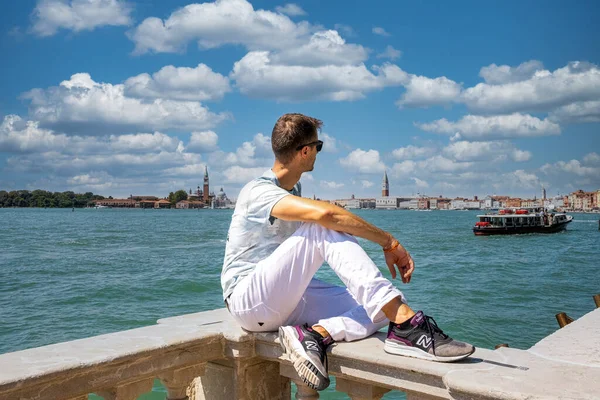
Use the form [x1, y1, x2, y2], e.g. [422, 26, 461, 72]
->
[305, 341, 320, 351]
[416, 334, 433, 349]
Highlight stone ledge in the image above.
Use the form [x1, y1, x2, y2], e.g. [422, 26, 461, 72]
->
[0, 308, 598, 399]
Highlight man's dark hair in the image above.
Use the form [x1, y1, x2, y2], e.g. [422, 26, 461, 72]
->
[271, 113, 323, 163]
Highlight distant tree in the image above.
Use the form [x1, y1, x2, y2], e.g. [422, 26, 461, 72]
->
[0, 190, 7, 207]
[173, 190, 188, 204]
[0, 189, 105, 207]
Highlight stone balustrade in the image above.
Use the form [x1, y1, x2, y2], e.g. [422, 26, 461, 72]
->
[1, 308, 598, 400]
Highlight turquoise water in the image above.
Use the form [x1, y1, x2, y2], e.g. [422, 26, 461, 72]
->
[1, 208, 599, 399]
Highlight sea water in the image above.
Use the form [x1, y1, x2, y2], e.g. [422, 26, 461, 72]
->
[1, 208, 599, 399]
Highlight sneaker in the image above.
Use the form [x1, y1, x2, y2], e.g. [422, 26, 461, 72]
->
[278, 324, 334, 391]
[384, 311, 475, 362]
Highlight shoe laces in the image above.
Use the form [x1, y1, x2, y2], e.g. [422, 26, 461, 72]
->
[421, 315, 448, 354]
[304, 324, 334, 350]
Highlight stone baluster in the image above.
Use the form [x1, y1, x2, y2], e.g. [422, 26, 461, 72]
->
[279, 363, 319, 399]
[189, 358, 290, 400]
[292, 380, 320, 400]
[159, 363, 206, 400]
[335, 377, 389, 400]
[405, 394, 441, 400]
[96, 378, 154, 400]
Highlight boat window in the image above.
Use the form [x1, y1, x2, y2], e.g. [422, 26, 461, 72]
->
[505, 218, 513, 226]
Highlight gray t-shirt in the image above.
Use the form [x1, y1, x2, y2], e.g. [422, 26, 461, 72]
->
[221, 169, 301, 300]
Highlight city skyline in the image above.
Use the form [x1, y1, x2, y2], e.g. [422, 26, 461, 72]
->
[0, 1, 599, 200]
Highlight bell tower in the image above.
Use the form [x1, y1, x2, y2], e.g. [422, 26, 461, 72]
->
[203, 166, 209, 203]
[382, 170, 389, 197]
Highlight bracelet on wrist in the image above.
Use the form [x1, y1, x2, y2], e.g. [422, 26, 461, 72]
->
[383, 240, 399, 253]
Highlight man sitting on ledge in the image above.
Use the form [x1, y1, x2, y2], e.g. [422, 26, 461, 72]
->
[221, 113, 475, 391]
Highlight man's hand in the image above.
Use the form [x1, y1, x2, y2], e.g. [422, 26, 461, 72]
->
[384, 242, 414, 283]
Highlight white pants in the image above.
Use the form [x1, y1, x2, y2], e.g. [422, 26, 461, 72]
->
[227, 222, 405, 342]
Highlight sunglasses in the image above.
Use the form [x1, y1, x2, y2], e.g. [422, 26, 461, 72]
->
[296, 140, 323, 152]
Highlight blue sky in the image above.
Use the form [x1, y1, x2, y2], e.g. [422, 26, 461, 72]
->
[1, 0, 599, 200]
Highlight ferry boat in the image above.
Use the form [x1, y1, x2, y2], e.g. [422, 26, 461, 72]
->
[473, 207, 573, 236]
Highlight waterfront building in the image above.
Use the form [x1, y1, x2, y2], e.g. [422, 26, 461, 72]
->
[189, 186, 203, 200]
[176, 200, 204, 209]
[381, 170, 389, 197]
[376, 197, 398, 209]
[154, 199, 171, 209]
[139, 199, 158, 209]
[521, 199, 538, 208]
[93, 198, 136, 208]
[214, 187, 234, 208]
[437, 199, 450, 210]
[543, 195, 565, 210]
[465, 200, 482, 210]
[359, 198, 376, 209]
[450, 198, 467, 210]
[398, 200, 410, 209]
[568, 190, 595, 211]
[505, 198, 522, 208]
[417, 198, 429, 210]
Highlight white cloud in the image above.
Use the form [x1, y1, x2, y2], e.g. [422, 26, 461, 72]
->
[124, 64, 231, 102]
[372, 26, 390, 37]
[320, 132, 338, 153]
[162, 163, 207, 177]
[270, 30, 368, 67]
[0, 115, 69, 153]
[417, 113, 560, 140]
[31, 0, 132, 37]
[0, 115, 187, 156]
[222, 166, 268, 183]
[548, 100, 600, 123]
[109, 132, 181, 153]
[506, 169, 541, 189]
[275, 3, 306, 16]
[23, 73, 228, 134]
[361, 180, 373, 188]
[417, 155, 473, 173]
[251, 133, 272, 155]
[512, 149, 532, 162]
[128, 0, 312, 55]
[376, 45, 401, 61]
[411, 177, 429, 188]
[583, 152, 600, 165]
[187, 131, 219, 152]
[396, 75, 462, 108]
[541, 159, 599, 177]
[539, 155, 600, 190]
[321, 180, 344, 189]
[339, 149, 385, 173]
[391, 145, 435, 160]
[334, 24, 354, 37]
[231, 52, 407, 101]
[462, 61, 600, 114]
[442, 141, 531, 162]
[479, 60, 544, 84]
[302, 173, 314, 181]
[217, 133, 272, 166]
[390, 160, 417, 177]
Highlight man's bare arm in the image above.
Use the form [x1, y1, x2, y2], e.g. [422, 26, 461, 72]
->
[271, 195, 415, 283]
[271, 195, 393, 247]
